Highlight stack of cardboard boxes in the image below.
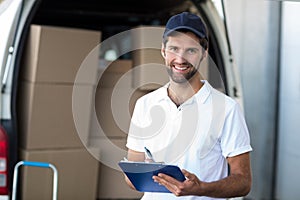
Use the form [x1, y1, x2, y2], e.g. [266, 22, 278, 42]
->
[131, 26, 168, 91]
[92, 59, 145, 199]
[18, 25, 101, 200]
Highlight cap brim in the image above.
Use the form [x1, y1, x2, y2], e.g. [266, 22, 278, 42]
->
[164, 26, 207, 39]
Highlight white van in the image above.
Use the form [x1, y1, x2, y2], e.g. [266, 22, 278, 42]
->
[0, 0, 243, 199]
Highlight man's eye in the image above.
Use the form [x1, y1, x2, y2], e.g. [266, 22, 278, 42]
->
[187, 49, 197, 54]
[168, 47, 178, 52]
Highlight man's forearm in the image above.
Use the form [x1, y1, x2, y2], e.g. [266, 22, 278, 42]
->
[199, 173, 251, 198]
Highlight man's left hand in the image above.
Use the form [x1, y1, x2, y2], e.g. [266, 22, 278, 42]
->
[152, 169, 204, 196]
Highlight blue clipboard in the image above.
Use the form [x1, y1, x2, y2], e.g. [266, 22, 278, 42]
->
[118, 161, 185, 193]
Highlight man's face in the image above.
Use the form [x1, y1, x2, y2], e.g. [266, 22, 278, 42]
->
[162, 32, 206, 83]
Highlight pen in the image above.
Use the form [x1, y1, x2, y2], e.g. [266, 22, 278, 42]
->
[144, 147, 155, 162]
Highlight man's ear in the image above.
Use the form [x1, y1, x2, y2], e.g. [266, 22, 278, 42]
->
[161, 44, 166, 58]
[203, 50, 208, 59]
[200, 50, 208, 62]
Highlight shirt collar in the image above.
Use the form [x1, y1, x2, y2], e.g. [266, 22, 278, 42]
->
[158, 80, 212, 104]
[194, 80, 211, 104]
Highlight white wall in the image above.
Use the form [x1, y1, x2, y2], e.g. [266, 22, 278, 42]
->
[276, 2, 300, 199]
[225, 0, 281, 199]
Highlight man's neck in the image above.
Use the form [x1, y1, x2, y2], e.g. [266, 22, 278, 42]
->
[168, 74, 203, 107]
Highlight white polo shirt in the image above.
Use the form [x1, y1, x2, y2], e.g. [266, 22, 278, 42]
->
[126, 80, 252, 200]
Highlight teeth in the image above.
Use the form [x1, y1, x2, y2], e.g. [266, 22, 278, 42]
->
[174, 66, 188, 70]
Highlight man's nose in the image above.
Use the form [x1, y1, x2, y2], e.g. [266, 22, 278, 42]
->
[174, 51, 187, 62]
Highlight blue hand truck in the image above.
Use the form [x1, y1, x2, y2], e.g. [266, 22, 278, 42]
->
[11, 161, 58, 200]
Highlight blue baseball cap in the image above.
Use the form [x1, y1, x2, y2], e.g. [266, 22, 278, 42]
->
[163, 12, 208, 40]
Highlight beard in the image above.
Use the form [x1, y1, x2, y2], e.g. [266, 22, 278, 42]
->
[166, 61, 198, 83]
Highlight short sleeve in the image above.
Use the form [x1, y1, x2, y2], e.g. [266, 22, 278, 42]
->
[221, 102, 252, 158]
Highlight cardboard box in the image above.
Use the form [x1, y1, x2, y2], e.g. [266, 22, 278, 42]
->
[96, 138, 143, 199]
[21, 25, 101, 85]
[18, 81, 94, 149]
[131, 26, 168, 91]
[91, 59, 147, 138]
[98, 164, 143, 199]
[97, 59, 132, 88]
[19, 148, 99, 200]
[91, 87, 147, 139]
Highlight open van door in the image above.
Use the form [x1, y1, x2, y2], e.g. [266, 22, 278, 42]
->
[0, 0, 39, 198]
[1, 0, 23, 119]
[0, 1, 24, 198]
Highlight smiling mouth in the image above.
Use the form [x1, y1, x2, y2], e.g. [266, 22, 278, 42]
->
[172, 62, 193, 72]
[173, 65, 188, 71]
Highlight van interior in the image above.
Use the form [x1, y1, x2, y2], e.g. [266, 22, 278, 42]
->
[29, 0, 226, 82]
